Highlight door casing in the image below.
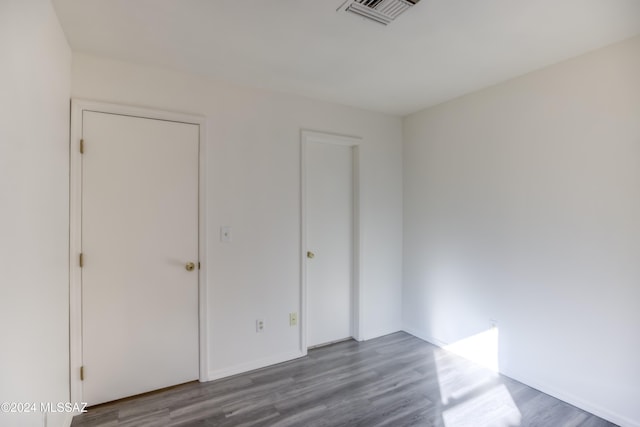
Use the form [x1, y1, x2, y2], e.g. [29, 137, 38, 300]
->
[69, 99, 209, 404]
[300, 130, 362, 354]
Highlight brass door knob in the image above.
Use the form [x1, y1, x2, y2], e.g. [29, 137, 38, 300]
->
[307, 251, 315, 259]
[185, 262, 195, 271]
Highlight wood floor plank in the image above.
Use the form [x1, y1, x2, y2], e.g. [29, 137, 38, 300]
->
[71, 332, 618, 427]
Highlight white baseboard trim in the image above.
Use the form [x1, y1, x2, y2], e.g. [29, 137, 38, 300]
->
[360, 326, 402, 342]
[502, 370, 639, 427]
[402, 327, 639, 427]
[207, 349, 305, 382]
[402, 326, 446, 348]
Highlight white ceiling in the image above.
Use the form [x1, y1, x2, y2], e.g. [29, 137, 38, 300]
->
[52, 0, 640, 116]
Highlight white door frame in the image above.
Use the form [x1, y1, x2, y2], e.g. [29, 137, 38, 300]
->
[69, 99, 209, 404]
[300, 130, 362, 354]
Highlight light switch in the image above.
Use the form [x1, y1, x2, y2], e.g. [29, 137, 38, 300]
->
[220, 226, 232, 243]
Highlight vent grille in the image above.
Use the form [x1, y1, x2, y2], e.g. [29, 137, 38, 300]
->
[339, 0, 421, 25]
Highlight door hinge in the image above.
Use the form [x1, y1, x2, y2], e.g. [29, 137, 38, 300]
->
[80, 366, 85, 381]
[80, 139, 84, 154]
[79, 253, 84, 268]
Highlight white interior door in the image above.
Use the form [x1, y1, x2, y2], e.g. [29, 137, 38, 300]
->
[81, 111, 199, 406]
[305, 141, 354, 348]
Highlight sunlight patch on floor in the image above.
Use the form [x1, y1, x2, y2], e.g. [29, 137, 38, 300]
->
[441, 383, 522, 427]
[434, 326, 522, 426]
[444, 327, 499, 372]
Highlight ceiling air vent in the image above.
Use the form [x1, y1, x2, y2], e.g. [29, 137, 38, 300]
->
[338, 0, 421, 25]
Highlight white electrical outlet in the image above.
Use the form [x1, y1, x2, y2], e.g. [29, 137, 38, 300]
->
[289, 312, 298, 326]
[256, 319, 265, 332]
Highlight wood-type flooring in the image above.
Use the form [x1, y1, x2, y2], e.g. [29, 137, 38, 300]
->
[71, 332, 616, 427]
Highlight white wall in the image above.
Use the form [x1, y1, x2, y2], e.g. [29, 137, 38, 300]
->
[403, 35, 640, 427]
[0, 1, 71, 427]
[71, 54, 403, 379]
